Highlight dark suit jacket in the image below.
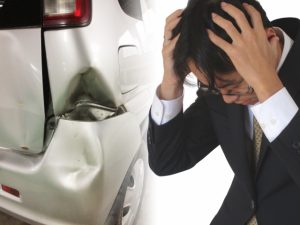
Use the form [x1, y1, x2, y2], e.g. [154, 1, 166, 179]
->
[147, 18, 300, 225]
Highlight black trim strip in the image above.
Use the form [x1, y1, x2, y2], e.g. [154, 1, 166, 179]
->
[41, 30, 55, 146]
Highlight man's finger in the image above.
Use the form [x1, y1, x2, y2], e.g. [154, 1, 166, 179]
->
[163, 31, 172, 41]
[164, 17, 181, 39]
[169, 33, 181, 48]
[211, 13, 241, 43]
[166, 9, 183, 24]
[242, 3, 265, 32]
[220, 2, 251, 34]
[207, 29, 232, 55]
[163, 33, 180, 48]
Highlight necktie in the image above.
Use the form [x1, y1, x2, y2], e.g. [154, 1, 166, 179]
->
[253, 117, 263, 167]
[247, 117, 263, 225]
[248, 215, 258, 225]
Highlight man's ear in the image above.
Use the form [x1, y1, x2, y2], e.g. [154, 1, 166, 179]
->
[265, 27, 283, 68]
[265, 27, 277, 41]
[265, 27, 283, 50]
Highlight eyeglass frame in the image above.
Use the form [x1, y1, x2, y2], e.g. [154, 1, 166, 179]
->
[197, 79, 254, 97]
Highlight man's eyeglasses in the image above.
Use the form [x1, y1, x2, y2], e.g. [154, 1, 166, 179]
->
[197, 79, 254, 96]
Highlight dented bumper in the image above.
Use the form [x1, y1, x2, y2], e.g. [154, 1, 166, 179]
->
[0, 113, 143, 225]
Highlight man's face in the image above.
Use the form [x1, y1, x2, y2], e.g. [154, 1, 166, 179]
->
[188, 61, 259, 105]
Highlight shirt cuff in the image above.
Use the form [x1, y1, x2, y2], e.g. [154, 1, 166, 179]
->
[250, 88, 298, 142]
[150, 86, 183, 125]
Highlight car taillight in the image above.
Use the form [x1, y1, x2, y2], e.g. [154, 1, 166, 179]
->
[1, 185, 20, 198]
[43, 0, 91, 28]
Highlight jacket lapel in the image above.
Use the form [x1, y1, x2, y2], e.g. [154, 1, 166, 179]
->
[255, 134, 269, 178]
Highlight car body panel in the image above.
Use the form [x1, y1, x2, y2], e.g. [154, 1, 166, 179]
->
[0, 112, 144, 225]
[0, 28, 45, 154]
[45, 0, 149, 116]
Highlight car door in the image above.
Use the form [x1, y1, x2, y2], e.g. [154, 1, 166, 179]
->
[118, 0, 158, 128]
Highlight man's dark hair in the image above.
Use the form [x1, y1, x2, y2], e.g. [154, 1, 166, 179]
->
[172, 0, 271, 88]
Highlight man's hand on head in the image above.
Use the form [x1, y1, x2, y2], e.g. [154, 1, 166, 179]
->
[207, 2, 284, 103]
[160, 9, 184, 100]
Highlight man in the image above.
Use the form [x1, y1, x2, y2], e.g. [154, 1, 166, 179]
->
[147, 0, 300, 224]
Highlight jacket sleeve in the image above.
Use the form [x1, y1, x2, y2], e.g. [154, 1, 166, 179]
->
[270, 110, 300, 188]
[147, 96, 219, 176]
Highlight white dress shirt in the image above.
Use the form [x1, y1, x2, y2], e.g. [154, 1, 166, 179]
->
[151, 28, 298, 142]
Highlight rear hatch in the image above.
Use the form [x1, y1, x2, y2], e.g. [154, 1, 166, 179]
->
[0, 0, 45, 154]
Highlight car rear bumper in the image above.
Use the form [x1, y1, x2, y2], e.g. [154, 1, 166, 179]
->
[0, 112, 143, 225]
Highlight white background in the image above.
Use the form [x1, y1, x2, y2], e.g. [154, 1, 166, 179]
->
[144, 1, 299, 225]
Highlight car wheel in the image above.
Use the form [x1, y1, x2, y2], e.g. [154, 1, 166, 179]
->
[121, 155, 145, 225]
[105, 150, 146, 225]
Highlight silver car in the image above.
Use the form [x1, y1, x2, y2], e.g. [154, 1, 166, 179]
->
[0, 0, 156, 224]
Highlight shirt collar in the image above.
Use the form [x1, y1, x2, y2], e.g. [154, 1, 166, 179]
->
[276, 27, 294, 71]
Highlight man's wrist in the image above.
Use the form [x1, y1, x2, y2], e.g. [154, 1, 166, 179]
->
[159, 82, 183, 100]
[254, 75, 284, 103]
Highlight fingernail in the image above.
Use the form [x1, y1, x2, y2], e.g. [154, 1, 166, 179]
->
[243, 3, 249, 7]
[221, 2, 227, 8]
[211, 12, 217, 19]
